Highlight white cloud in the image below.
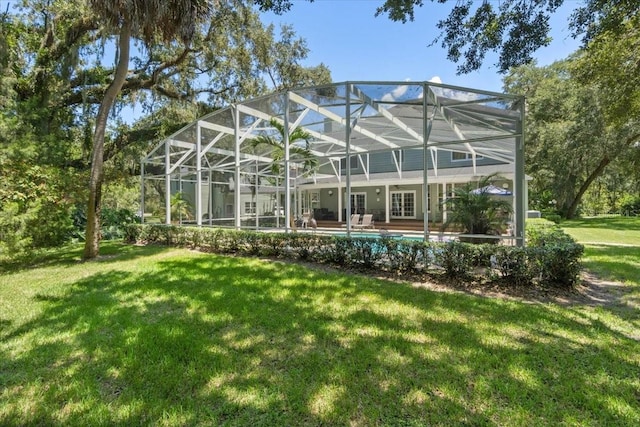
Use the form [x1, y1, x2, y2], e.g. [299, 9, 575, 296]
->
[429, 75, 443, 84]
[381, 78, 420, 102]
[381, 83, 409, 102]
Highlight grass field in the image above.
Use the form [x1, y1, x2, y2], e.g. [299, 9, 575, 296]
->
[562, 216, 640, 287]
[1, 241, 639, 426]
[561, 216, 640, 246]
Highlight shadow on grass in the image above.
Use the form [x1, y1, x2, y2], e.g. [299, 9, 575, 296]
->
[583, 245, 640, 285]
[562, 216, 640, 232]
[1, 249, 639, 425]
[0, 241, 169, 274]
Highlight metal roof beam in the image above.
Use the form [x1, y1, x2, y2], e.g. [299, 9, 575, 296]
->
[168, 148, 195, 174]
[236, 103, 363, 153]
[289, 91, 398, 149]
[351, 85, 424, 144]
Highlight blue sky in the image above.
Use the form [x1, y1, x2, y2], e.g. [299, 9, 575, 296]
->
[264, 0, 582, 92]
[1, 0, 581, 122]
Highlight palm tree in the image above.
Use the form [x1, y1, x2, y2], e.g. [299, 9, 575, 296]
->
[251, 118, 318, 177]
[83, 1, 214, 259]
[251, 118, 317, 227]
[442, 174, 513, 242]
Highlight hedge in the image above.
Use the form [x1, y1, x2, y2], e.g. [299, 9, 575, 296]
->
[124, 224, 584, 288]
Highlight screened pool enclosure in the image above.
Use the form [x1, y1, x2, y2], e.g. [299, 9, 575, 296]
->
[141, 81, 526, 245]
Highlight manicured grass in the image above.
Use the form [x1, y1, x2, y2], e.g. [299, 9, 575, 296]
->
[562, 217, 640, 287]
[1, 242, 639, 425]
[561, 216, 640, 246]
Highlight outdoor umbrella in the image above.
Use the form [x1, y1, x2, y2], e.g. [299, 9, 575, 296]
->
[471, 185, 512, 196]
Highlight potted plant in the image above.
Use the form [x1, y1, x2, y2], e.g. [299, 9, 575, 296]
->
[441, 174, 513, 244]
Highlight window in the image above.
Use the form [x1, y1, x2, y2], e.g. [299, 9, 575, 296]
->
[244, 201, 256, 214]
[340, 155, 358, 170]
[451, 151, 483, 161]
[390, 191, 415, 218]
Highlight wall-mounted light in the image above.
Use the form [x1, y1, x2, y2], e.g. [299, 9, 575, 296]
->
[328, 190, 333, 196]
[375, 188, 381, 195]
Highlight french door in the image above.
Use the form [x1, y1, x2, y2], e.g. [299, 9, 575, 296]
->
[350, 193, 366, 212]
[390, 191, 415, 218]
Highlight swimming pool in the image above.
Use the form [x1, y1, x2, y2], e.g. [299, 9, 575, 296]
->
[315, 230, 455, 242]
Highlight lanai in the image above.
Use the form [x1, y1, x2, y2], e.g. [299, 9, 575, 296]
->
[141, 81, 526, 245]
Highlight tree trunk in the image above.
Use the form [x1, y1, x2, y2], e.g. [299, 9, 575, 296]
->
[565, 156, 611, 219]
[565, 132, 640, 219]
[83, 24, 131, 259]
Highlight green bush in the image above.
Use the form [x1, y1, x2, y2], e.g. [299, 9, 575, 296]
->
[124, 225, 584, 288]
[287, 234, 322, 261]
[381, 239, 431, 273]
[492, 246, 535, 286]
[526, 218, 576, 247]
[321, 236, 352, 266]
[619, 195, 640, 216]
[0, 202, 35, 259]
[434, 241, 475, 279]
[349, 237, 383, 269]
[531, 244, 584, 288]
[73, 206, 139, 241]
[0, 163, 80, 260]
[259, 233, 288, 257]
[123, 223, 142, 243]
[542, 213, 562, 224]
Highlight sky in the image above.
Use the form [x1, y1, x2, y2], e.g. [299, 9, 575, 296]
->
[263, 0, 582, 93]
[1, 0, 582, 122]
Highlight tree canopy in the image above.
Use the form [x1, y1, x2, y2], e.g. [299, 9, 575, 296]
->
[504, 56, 640, 218]
[375, 0, 640, 73]
[0, 0, 331, 259]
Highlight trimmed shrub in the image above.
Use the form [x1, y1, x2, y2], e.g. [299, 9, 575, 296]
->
[492, 246, 535, 286]
[381, 239, 431, 273]
[287, 234, 322, 261]
[123, 223, 142, 243]
[320, 236, 352, 266]
[542, 213, 562, 224]
[239, 231, 262, 256]
[531, 243, 584, 288]
[434, 241, 475, 279]
[526, 218, 576, 247]
[349, 237, 383, 270]
[260, 233, 288, 257]
[470, 244, 496, 268]
[619, 195, 640, 216]
[124, 225, 584, 288]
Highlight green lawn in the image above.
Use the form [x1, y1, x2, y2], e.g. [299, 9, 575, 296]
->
[561, 216, 640, 246]
[562, 217, 640, 287]
[1, 242, 639, 426]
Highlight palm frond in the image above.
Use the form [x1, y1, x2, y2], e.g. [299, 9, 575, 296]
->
[441, 173, 513, 235]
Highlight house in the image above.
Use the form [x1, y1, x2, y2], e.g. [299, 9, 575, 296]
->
[141, 81, 526, 244]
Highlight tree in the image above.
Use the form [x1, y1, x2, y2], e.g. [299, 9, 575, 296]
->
[250, 118, 317, 177]
[250, 118, 318, 224]
[0, 8, 84, 259]
[441, 174, 513, 242]
[503, 59, 639, 219]
[1, 1, 331, 256]
[568, 12, 640, 215]
[374, 0, 640, 73]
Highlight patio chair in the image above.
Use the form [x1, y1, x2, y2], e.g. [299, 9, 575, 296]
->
[354, 214, 375, 229]
[342, 213, 361, 228]
[301, 211, 311, 228]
